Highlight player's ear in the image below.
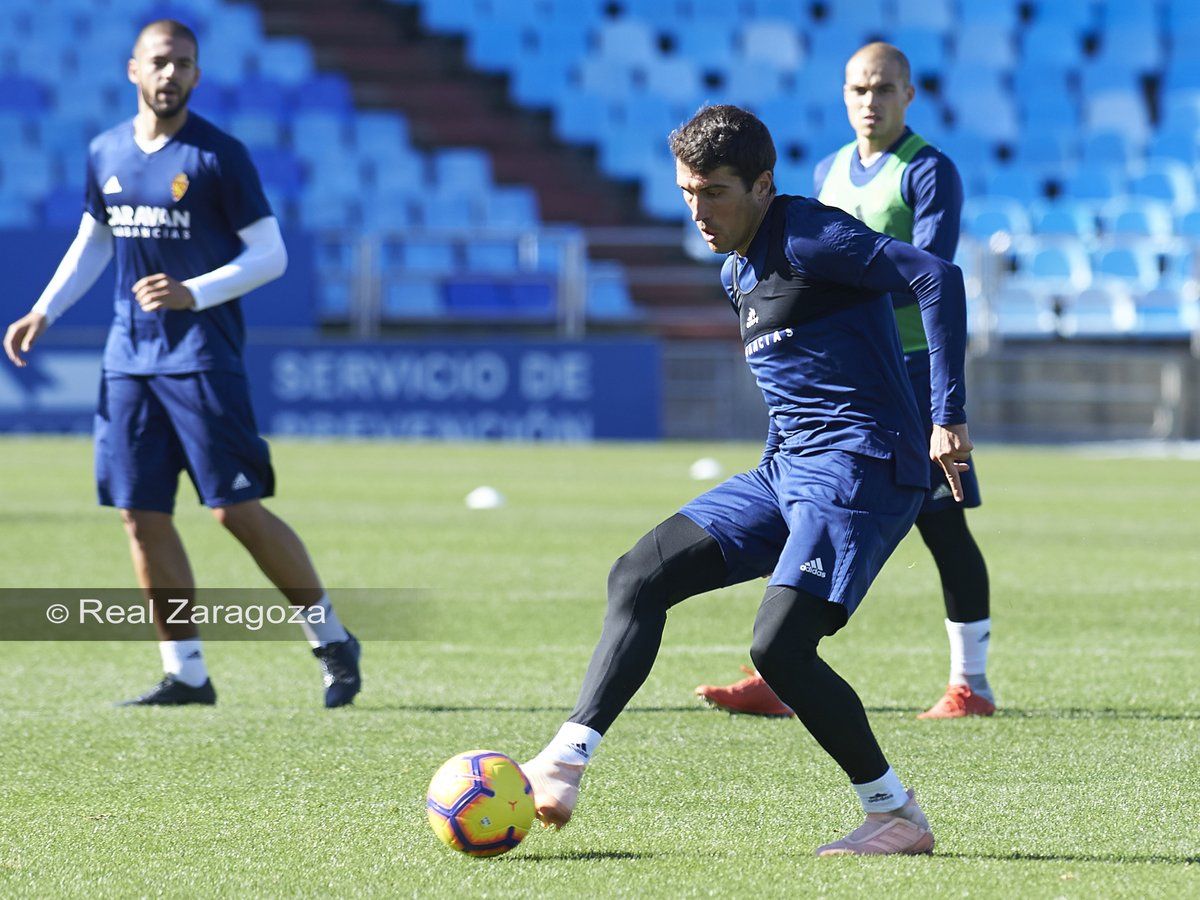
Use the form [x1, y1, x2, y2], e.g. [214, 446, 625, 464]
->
[127, 56, 138, 85]
[755, 170, 774, 199]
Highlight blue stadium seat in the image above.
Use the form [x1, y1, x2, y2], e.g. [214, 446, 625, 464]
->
[400, 237, 457, 272]
[1029, 0, 1097, 31]
[1021, 22, 1086, 66]
[482, 186, 539, 229]
[259, 38, 315, 86]
[641, 56, 703, 103]
[465, 238, 521, 272]
[530, 20, 591, 62]
[290, 111, 353, 158]
[249, 147, 305, 196]
[40, 189, 83, 228]
[358, 194, 414, 232]
[981, 168, 1046, 202]
[1081, 131, 1137, 168]
[1020, 243, 1092, 292]
[551, 89, 611, 144]
[230, 78, 292, 117]
[433, 148, 492, 193]
[298, 195, 359, 231]
[418, 192, 478, 230]
[1, 151, 53, 199]
[1062, 163, 1123, 201]
[382, 278, 443, 319]
[1016, 132, 1077, 170]
[586, 261, 637, 320]
[962, 197, 1032, 237]
[0, 113, 34, 149]
[1031, 201, 1097, 238]
[669, 25, 735, 68]
[1133, 288, 1199, 337]
[737, 20, 805, 70]
[958, 0, 1019, 29]
[467, 20, 529, 73]
[989, 286, 1057, 338]
[1127, 159, 1197, 212]
[229, 112, 284, 149]
[1092, 245, 1160, 290]
[294, 75, 354, 113]
[887, 26, 949, 79]
[1145, 129, 1200, 166]
[367, 152, 428, 195]
[953, 23, 1016, 70]
[354, 111, 410, 153]
[1085, 91, 1150, 144]
[893, 0, 953, 30]
[718, 62, 791, 106]
[595, 19, 658, 65]
[1177, 209, 1200, 239]
[1060, 286, 1136, 337]
[1100, 198, 1175, 238]
[946, 90, 1019, 142]
[1160, 248, 1196, 287]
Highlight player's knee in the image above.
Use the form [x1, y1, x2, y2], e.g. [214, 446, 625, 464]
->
[211, 501, 264, 539]
[749, 587, 827, 679]
[915, 507, 968, 554]
[606, 546, 665, 620]
[119, 508, 171, 546]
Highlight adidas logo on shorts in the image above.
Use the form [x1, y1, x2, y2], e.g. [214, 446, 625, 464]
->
[231, 472, 252, 491]
[800, 558, 826, 578]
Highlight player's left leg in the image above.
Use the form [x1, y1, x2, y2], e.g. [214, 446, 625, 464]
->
[156, 371, 361, 707]
[915, 501, 995, 719]
[750, 586, 933, 855]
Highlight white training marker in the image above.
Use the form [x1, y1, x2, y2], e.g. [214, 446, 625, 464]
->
[465, 486, 506, 509]
[689, 457, 723, 481]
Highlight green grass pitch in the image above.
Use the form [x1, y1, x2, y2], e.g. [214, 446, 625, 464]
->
[0, 437, 1196, 898]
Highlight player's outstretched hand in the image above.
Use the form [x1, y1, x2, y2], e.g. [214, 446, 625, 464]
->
[133, 273, 196, 312]
[930, 423, 973, 503]
[3, 311, 48, 368]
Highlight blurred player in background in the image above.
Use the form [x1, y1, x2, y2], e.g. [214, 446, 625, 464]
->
[522, 105, 972, 855]
[2, 20, 362, 708]
[696, 42, 995, 720]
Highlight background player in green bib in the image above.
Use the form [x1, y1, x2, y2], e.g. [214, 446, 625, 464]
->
[696, 42, 995, 720]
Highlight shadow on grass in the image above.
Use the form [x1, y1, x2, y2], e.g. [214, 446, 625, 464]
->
[865, 706, 1200, 722]
[360, 704, 1199, 722]
[359, 705, 711, 714]
[502, 850, 651, 862]
[938, 851, 1199, 866]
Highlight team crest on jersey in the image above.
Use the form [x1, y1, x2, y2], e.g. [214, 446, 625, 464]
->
[745, 307, 759, 327]
[170, 172, 189, 202]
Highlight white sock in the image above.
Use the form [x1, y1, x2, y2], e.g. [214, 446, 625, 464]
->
[852, 767, 908, 813]
[533, 722, 602, 767]
[159, 639, 208, 687]
[947, 617, 991, 686]
[299, 594, 350, 648]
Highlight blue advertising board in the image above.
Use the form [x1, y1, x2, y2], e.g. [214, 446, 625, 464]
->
[0, 339, 661, 439]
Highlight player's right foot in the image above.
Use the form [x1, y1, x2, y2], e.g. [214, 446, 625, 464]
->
[917, 684, 996, 719]
[694, 665, 795, 717]
[815, 790, 935, 856]
[520, 757, 584, 828]
[118, 675, 217, 706]
[312, 632, 362, 708]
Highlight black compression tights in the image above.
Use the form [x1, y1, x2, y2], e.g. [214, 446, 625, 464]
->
[915, 506, 990, 623]
[569, 515, 889, 784]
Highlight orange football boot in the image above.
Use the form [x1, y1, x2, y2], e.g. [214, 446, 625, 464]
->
[917, 684, 996, 719]
[694, 665, 795, 717]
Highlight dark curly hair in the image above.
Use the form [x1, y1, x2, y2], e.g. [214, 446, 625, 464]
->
[668, 105, 776, 190]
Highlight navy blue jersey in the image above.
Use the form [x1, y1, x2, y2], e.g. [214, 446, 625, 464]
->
[84, 113, 272, 375]
[722, 195, 966, 489]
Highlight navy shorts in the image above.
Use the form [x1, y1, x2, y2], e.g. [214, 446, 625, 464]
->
[679, 450, 923, 616]
[906, 351, 981, 515]
[95, 371, 275, 514]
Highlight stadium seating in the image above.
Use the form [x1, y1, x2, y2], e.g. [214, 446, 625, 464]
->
[394, 0, 1200, 340]
[0, 0, 636, 325]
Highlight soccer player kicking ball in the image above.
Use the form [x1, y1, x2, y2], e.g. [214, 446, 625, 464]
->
[2, 20, 361, 708]
[697, 43, 995, 720]
[522, 105, 970, 856]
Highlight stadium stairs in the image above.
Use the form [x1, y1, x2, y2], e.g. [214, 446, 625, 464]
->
[251, 0, 732, 335]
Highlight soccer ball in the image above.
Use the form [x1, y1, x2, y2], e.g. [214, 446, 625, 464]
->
[426, 750, 535, 857]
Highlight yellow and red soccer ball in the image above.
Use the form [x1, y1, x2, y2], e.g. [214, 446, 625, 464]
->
[426, 750, 535, 857]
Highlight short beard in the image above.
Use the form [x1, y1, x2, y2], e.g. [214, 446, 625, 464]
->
[141, 84, 191, 120]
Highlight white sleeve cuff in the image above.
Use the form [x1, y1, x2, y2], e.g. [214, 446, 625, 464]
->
[184, 216, 288, 311]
